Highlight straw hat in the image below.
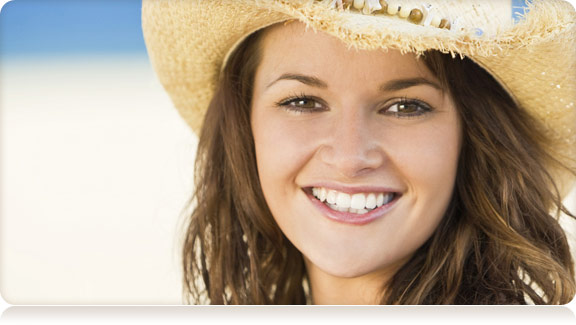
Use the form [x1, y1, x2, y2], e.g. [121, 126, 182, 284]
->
[142, 0, 576, 193]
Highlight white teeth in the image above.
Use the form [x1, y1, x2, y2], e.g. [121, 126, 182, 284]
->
[387, 193, 394, 203]
[311, 187, 397, 214]
[319, 187, 327, 202]
[327, 190, 337, 204]
[384, 193, 393, 205]
[336, 192, 351, 209]
[376, 193, 384, 206]
[365, 193, 376, 209]
[350, 193, 366, 210]
[326, 204, 375, 215]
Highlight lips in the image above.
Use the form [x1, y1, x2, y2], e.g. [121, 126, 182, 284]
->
[304, 185, 401, 225]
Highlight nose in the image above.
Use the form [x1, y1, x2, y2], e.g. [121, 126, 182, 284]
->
[318, 109, 386, 178]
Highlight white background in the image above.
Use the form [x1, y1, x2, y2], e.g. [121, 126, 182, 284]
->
[0, 56, 193, 305]
[1, 1, 576, 321]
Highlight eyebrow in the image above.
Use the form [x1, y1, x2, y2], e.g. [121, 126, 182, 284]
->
[380, 77, 443, 92]
[266, 73, 442, 92]
[266, 73, 328, 89]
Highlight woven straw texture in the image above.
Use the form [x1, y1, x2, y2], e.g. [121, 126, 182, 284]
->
[142, 0, 576, 193]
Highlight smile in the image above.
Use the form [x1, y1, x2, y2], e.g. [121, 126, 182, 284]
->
[305, 186, 401, 225]
[311, 187, 395, 214]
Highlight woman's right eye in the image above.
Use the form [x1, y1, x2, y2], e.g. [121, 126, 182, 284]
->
[276, 95, 326, 114]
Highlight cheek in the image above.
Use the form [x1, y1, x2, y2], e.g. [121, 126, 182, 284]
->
[400, 127, 460, 189]
[384, 109, 461, 186]
[251, 110, 316, 204]
[391, 117, 461, 227]
[369, 119, 460, 264]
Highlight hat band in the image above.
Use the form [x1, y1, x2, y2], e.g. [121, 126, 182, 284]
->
[319, 0, 531, 37]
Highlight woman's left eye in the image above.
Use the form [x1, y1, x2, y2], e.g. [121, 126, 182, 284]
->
[381, 99, 433, 118]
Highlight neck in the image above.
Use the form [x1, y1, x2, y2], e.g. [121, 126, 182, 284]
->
[305, 258, 406, 305]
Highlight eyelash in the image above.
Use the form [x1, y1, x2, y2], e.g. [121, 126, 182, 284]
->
[275, 93, 326, 114]
[382, 97, 434, 118]
[275, 94, 433, 118]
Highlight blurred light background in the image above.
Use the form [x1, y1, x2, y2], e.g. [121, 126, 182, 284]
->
[0, 0, 575, 308]
[0, 0, 195, 304]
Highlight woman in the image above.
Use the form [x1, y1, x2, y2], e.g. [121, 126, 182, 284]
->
[142, 0, 576, 304]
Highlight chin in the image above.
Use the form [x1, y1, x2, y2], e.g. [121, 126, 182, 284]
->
[306, 250, 400, 279]
[326, 266, 376, 279]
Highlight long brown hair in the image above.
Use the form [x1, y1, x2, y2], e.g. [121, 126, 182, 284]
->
[182, 28, 576, 304]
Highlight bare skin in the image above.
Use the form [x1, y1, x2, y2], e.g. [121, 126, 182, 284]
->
[251, 22, 461, 304]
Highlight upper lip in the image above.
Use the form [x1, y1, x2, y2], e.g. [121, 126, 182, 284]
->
[302, 182, 404, 195]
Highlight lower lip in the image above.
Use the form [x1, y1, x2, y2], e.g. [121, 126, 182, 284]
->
[306, 192, 399, 225]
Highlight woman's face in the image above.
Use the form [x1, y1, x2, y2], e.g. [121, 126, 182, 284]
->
[251, 22, 461, 281]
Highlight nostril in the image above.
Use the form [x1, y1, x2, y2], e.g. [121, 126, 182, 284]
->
[317, 143, 386, 177]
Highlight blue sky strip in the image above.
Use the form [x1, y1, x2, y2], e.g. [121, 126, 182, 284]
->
[0, 0, 146, 56]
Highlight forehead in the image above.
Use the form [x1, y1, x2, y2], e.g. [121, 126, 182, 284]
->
[256, 21, 435, 83]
